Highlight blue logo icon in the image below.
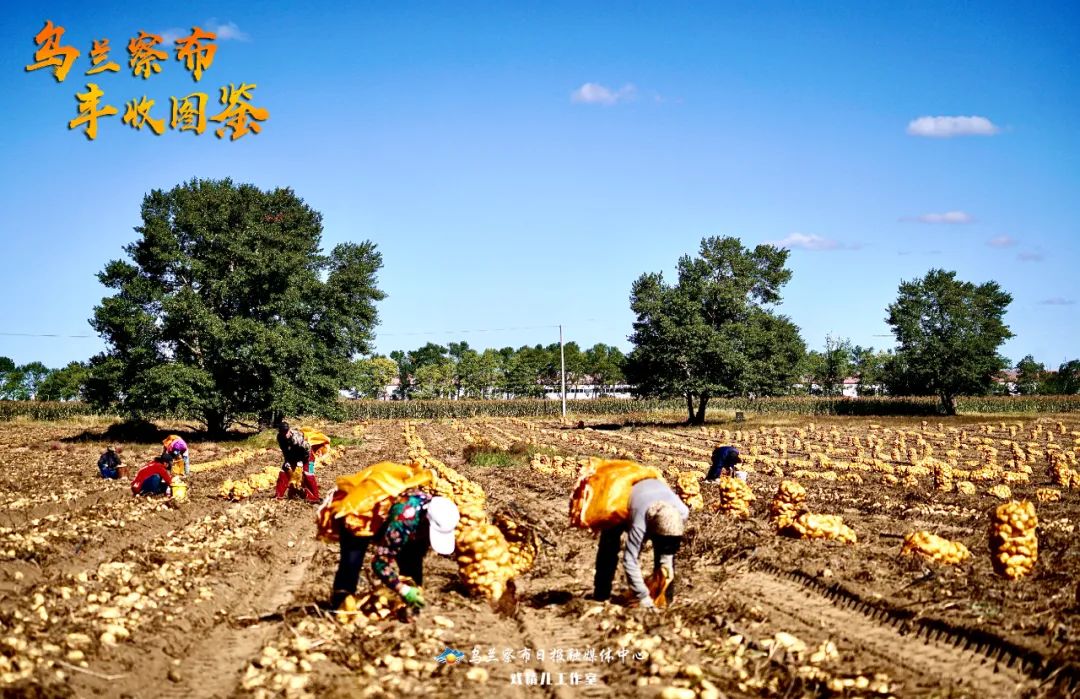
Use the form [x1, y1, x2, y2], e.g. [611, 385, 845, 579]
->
[435, 648, 466, 665]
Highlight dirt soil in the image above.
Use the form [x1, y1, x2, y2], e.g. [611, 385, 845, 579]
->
[0, 414, 1078, 699]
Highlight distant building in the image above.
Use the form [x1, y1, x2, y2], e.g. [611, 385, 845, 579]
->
[543, 383, 635, 400]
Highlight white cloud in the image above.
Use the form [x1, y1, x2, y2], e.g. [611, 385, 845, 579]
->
[207, 20, 249, 41]
[771, 233, 859, 251]
[906, 115, 1000, 138]
[1040, 297, 1075, 306]
[157, 20, 249, 45]
[901, 211, 974, 224]
[987, 235, 1017, 248]
[1018, 251, 1044, 262]
[571, 82, 637, 106]
[158, 28, 184, 44]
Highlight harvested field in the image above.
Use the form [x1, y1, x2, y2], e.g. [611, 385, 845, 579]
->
[1, 413, 1079, 698]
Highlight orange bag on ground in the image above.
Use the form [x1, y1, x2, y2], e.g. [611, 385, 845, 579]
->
[569, 459, 665, 531]
[316, 461, 433, 542]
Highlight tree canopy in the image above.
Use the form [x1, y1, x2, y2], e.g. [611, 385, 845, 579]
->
[85, 178, 385, 433]
[885, 268, 1012, 414]
[626, 236, 805, 424]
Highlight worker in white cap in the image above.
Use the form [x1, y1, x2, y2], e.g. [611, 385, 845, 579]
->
[329, 488, 460, 611]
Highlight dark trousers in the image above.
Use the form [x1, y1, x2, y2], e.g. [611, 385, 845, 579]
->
[331, 527, 428, 607]
[593, 526, 676, 603]
[137, 474, 167, 496]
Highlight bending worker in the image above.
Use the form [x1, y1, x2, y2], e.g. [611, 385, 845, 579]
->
[97, 445, 122, 479]
[275, 421, 320, 502]
[706, 446, 741, 481]
[594, 478, 689, 609]
[162, 435, 190, 476]
[131, 453, 174, 496]
[327, 487, 460, 612]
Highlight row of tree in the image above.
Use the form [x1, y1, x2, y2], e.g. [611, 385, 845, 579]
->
[0, 358, 87, 401]
[624, 238, 1031, 421]
[799, 339, 1080, 399]
[349, 341, 626, 399]
[7, 179, 1071, 433]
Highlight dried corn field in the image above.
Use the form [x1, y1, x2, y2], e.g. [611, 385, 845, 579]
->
[1, 413, 1080, 699]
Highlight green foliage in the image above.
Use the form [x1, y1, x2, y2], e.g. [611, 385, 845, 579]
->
[36, 362, 90, 401]
[413, 361, 456, 398]
[851, 346, 889, 396]
[1014, 355, 1045, 395]
[335, 395, 1080, 420]
[0, 401, 105, 420]
[886, 269, 1013, 415]
[464, 441, 563, 468]
[1, 394, 1077, 423]
[583, 344, 626, 395]
[85, 178, 385, 434]
[0, 361, 51, 400]
[464, 448, 518, 467]
[1044, 360, 1080, 395]
[626, 236, 806, 423]
[805, 335, 853, 396]
[348, 356, 398, 399]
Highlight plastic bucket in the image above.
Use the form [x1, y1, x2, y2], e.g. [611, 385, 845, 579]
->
[734, 470, 748, 482]
[117, 465, 130, 479]
[171, 480, 188, 501]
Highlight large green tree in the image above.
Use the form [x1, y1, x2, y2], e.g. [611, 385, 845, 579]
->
[885, 269, 1012, 415]
[86, 179, 385, 433]
[626, 236, 805, 424]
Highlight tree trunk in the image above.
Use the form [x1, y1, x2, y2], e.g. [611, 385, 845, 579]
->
[205, 409, 229, 437]
[940, 393, 957, 416]
[685, 392, 695, 423]
[692, 393, 710, 425]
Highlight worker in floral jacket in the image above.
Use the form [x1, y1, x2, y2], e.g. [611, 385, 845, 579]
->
[328, 487, 460, 611]
[275, 421, 319, 502]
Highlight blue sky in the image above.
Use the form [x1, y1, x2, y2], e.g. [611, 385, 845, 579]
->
[1, 1, 1077, 369]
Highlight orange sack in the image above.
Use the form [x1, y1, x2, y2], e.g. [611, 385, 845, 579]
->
[569, 459, 665, 530]
[316, 461, 433, 542]
[299, 428, 333, 464]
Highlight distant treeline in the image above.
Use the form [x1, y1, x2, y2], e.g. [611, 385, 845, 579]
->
[5, 395, 1076, 422]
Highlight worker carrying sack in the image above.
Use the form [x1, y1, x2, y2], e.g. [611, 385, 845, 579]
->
[569, 458, 666, 531]
[316, 461, 433, 542]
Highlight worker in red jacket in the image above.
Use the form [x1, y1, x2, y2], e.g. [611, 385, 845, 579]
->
[131, 453, 174, 496]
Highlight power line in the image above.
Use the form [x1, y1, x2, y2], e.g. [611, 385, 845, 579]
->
[0, 332, 96, 338]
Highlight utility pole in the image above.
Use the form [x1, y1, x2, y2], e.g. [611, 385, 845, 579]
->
[560, 324, 567, 418]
